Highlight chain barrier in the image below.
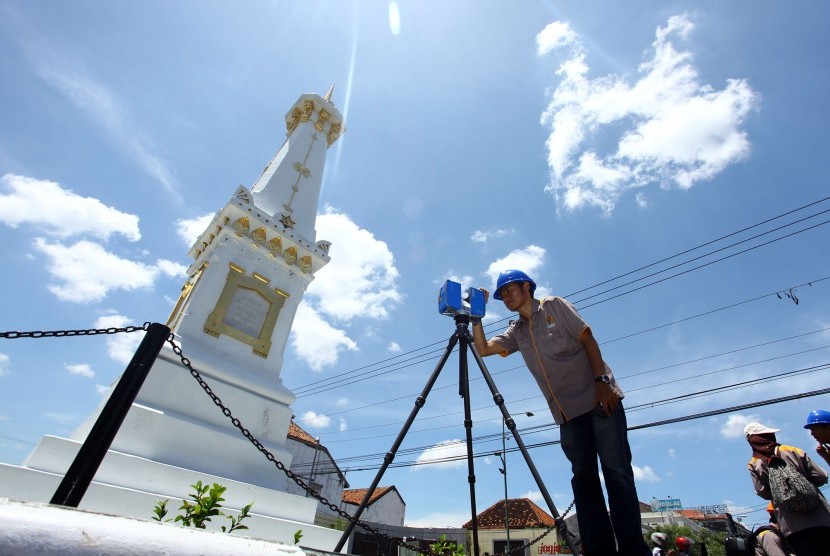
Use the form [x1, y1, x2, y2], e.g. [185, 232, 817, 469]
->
[0, 323, 150, 340]
[0, 324, 576, 555]
[490, 498, 576, 556]
[167, 337, 450, 556]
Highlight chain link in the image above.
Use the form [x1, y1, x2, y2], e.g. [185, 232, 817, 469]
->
[0, 323, 150, 339]
[0, 324, 575, 555]
[490, 498, 576, 556]
[168, 337, 444, 556]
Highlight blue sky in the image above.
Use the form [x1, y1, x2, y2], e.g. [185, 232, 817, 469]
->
[1, 0, 829, 531]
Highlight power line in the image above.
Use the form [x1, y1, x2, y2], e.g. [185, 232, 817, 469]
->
[288, 362, 830, 470]
[336, 383, 830, 472]
[293, 275, 828, 401]
[287, 196, 830, 396]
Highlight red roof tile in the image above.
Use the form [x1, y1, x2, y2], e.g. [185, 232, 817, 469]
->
[288, 421, 318, 446]
[342, 486, 403, 507]
[463, 498, 555, 530]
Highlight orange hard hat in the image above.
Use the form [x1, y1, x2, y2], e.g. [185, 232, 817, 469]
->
[767, 502, 775, 513]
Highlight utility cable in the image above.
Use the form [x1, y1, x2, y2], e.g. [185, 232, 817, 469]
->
[288, 196, 830, 396]
[288, 362, 830, 470]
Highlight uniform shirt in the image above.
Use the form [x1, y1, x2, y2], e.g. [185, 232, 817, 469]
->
[748, 444, 830, 537]
[492, 297, 623, 424]
[754, 527, 787, 556]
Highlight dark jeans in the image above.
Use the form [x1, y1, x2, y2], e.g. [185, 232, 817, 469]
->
[559, 402, 650, 556]
[786, 525, 830, 556]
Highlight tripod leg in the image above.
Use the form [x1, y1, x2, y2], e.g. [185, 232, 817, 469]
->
[467, 336, 580, 556]
[458, 333, 481, 556]
[334, 332, 460, 553]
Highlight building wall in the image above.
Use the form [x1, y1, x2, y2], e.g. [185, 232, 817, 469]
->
[359, 490, 406, 527]
[284, 437, 348, 524]
[474, 527, 569, 556]
[640, 511, 700, 530]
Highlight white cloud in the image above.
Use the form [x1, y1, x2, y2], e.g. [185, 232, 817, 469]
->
[536, 21, 579, 56]
[406, 511, 471, 528]
[0, 353, 9, 376]
[299, 410, 331, 429]
[154, 259, 188, 278]
[94, 313, 145, 365]
[667, 448, 676, 459]
[406, 511, 470, 528]
[485, 245, 547, 285]
[34, 238, 179, 303]
[388, 342, 401, 353]
[289, 208, 400, 370]
[338, 417, 347, 432]
[538, 14, 759, 214]
[95, 384, 111, 396]
[633, 464, 660, 482]
[32, 63, 181, 202]
[66, 363, 94, 378]
[307, 208, 401, 322]
[522, 490, 545, 505]
[413, 439, 467, 470]
[0, 174, 140, 241]
[720, 413, 760, 439]
[336, 397, 349, 407]
[176, 213, 216, 247]
[290, 302, 358, 372]
[471, 228, 515, 244]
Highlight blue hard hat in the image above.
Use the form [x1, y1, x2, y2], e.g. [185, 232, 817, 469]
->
[493, 270, 537, 300]
[804, 410, 830, 428]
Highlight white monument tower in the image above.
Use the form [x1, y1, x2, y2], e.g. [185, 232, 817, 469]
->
[0, 89, 346, 549]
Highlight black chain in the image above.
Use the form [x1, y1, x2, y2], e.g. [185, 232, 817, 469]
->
[0, 323, 150, 339]
[491, 498, 576, 556]
[168, 337, 441, 556]
[0, 324, 574, 555]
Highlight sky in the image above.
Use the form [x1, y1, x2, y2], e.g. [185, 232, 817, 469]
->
[1, 0, 829, 533]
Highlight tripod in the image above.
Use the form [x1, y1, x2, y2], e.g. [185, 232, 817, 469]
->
[334, 313, 578, 556]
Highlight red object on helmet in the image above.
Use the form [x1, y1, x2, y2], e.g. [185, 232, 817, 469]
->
[675, 536, 691, 550]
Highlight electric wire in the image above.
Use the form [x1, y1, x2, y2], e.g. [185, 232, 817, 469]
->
[311, 341, 829, 444]
[288, 196, 830, 396]
[334, 382, 830, 472]
[287, 361, 830, 471]
[291, 273, 829, 400]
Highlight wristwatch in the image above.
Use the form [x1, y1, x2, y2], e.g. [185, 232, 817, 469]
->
[594, 375, 611, 384]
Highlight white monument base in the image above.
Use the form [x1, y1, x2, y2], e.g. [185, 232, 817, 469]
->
[0, 497, 339, 556]
[0, 437, 345, 551]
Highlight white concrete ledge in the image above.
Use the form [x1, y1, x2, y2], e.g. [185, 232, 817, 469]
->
[0, 498, 334, 556]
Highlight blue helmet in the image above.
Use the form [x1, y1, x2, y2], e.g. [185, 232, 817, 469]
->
[493, 270, 537, 300]
[804, 410, 830, 428]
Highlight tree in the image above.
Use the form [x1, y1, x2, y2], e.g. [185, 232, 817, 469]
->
[645, 524, 728, 556]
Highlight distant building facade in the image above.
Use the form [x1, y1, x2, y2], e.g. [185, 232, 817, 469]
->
[342, 485, 406, 527]
[463, 498, 575, 555]
[284, 421, 349, 527]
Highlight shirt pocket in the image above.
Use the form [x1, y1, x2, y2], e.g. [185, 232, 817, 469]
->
[539, 322, 576, 357]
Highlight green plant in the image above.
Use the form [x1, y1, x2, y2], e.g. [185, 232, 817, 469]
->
[293, 529, 304, 545]
[151, 480, 253, 535]
[645, 524, 729, 556]
[329, 517, 347, 531]
[429, 534, 464, 556]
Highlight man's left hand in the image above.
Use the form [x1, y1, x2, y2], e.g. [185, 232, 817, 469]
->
[594, 382, 620, 417]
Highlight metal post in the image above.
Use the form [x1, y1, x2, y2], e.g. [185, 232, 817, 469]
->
[50, 322, 169, 507]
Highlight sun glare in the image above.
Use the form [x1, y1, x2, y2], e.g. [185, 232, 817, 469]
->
[388, 1, 401, 36]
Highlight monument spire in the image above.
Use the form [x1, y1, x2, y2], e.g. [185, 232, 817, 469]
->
[249, 90, 343, 242]
[0, 90, 349, 548]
